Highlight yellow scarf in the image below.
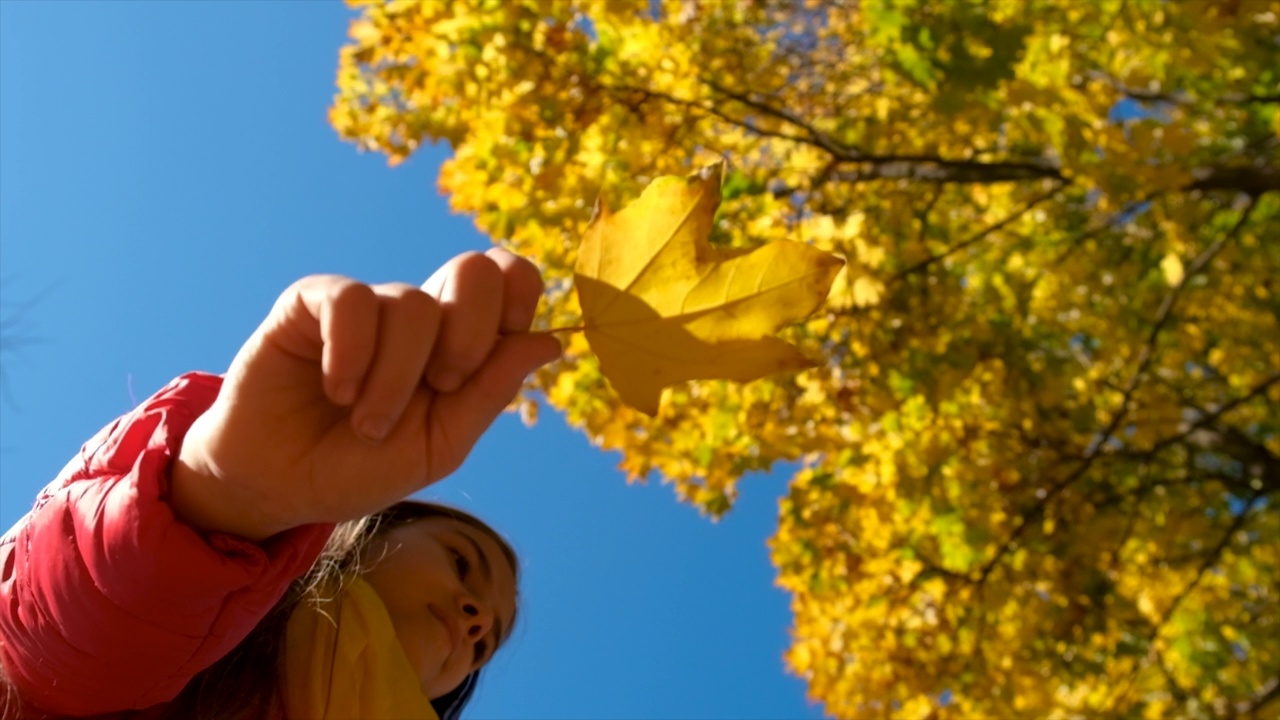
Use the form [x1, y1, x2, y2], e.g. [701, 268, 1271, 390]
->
[282, 577, 439, 720]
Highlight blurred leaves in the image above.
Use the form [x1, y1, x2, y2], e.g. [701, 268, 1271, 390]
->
[331, 0, 1280, 717]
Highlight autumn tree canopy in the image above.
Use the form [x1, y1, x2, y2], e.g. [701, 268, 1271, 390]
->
[330, 0, 1280, 717]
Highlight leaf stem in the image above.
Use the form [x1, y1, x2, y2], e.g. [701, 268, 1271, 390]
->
[538, 325, 586, 335]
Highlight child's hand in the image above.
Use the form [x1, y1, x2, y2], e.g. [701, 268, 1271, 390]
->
[170, 249, 561, 541]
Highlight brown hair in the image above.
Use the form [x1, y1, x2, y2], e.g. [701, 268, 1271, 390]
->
[158, 501, 520, 720]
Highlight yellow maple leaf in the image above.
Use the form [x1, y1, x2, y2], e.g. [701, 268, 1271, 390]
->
[574, 162, 844, 415]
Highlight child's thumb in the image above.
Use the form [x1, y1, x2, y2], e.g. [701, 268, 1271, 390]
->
[429, 333, 562, 470]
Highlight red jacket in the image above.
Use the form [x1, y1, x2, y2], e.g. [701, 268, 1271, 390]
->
[0, 373, 334, 719]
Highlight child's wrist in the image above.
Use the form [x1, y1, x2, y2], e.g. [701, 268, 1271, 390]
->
[170, 414, 297, 542]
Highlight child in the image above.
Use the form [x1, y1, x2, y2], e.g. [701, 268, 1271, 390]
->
[0, 248, 562, 719]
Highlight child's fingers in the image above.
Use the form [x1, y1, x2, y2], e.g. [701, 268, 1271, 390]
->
[421, 252, 505, 393]
[273, 275, 379, 406]
[348, 283, 443, 442]
[484, 247, 545, 332]
[318, 281, 380, 406]
[427, 331, 562, 477]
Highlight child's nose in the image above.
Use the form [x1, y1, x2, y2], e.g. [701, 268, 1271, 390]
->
[459, 595, 494, 639]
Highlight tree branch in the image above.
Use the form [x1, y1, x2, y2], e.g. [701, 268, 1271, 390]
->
[1150, 492, 1260, 639]
[973, 197, 1258, 584]
[702, 77, 1070, 185]
[1110, 490, 1262, 711]
[610, 78, 1280, 195]
[605, 82, 817, 148]
[1079, 70, 1280, 106]
[1084, 198, 1256, 455]
[1155, 646, 1191, 704]
[1115, 371, 1280, 462]
[830, 159, 1064, 185]
[1187, 165, 1280, 196]
[1233, 678, 1280, 719]
[892, 185, 1063, 280]
[701, 76, 854, 159]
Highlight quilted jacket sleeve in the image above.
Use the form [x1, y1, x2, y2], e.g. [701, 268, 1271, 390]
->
[0, 372, 334, 717]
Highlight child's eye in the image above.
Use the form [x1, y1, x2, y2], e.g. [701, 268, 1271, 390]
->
[451, 548, 471, 579]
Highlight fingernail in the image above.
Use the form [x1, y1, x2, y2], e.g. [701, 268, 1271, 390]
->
[358, 415, 391, 442]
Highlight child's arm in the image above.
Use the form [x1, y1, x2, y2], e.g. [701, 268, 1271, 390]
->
[0, 372, 334, 716]
[0, 250, 558, 715]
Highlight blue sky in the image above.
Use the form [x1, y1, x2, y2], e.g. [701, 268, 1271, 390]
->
[0, 2, 823, 718]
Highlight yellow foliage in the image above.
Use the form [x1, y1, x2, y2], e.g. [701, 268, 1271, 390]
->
[1160, 253, 1186, 287]
[331, 0, 1280, 717]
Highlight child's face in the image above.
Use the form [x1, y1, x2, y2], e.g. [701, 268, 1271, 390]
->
[361, 517, 517, 699]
